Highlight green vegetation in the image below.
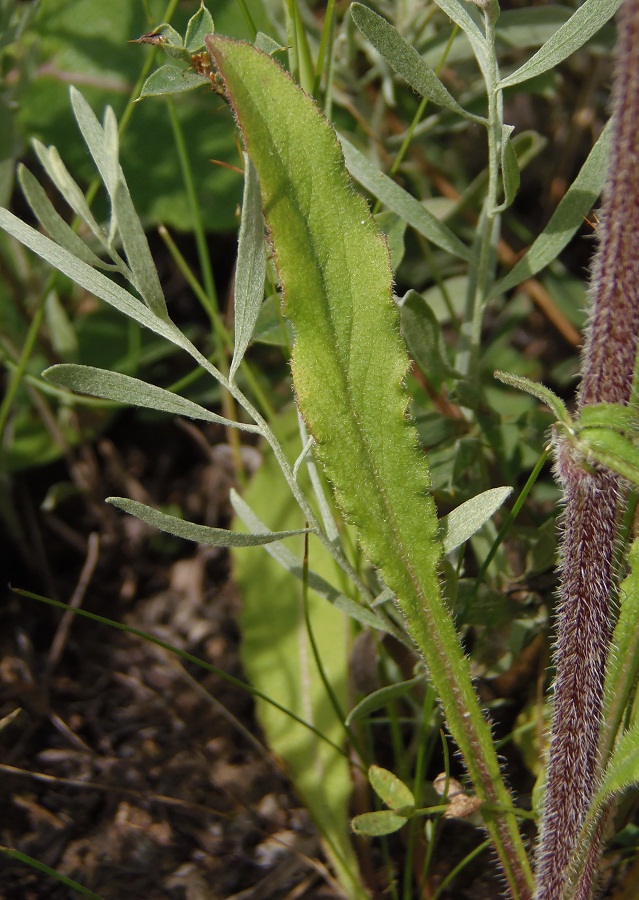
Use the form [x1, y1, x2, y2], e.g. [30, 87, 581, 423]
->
[2, 2, 638, 898]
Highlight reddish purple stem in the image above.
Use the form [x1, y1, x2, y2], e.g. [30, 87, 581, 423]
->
[535, 2, 639, 897]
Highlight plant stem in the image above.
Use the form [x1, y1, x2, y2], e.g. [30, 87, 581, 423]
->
[535, 2, 639, 896]
[455, 2, 502, 396]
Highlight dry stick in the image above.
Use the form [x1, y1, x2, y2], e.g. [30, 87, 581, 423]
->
[535, 3, 639, 897]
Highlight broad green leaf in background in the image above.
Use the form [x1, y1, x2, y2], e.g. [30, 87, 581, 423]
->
[232, 410, 366, 898]
[231, 487, 399, 636]
[108, 496, 308, 547]
[0, 94, 18, 207]
[350, 3, 485, 124]
[493, 120, 612, 296]
[230, 154, 266, 381]
[499, 0, 623, 89]
[15, 0, 271, 231]
[208, 36, 532, 894]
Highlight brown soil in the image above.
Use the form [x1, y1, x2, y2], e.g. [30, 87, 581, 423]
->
[1, 415, 343, 899]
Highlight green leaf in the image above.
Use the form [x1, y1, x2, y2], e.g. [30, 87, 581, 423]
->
[596, 722, 639, 802]
[113, 177, 168, 318]
[184, 3, 215, 52]
[69, 86, 112, 200]
[144, 23, 183, 50]
[69, 88, 169, 318]
[43, 364, 259, 432]
[0, 208, 185, 346]
[107, 497, 308, 546]
[601, 540, 639, 763]
[351, 4, 484, 124]
[255, 31, 284, 55]
[494, 370, 571, 426]
[345, 675, 425, 726]
[31, 139, 107, 248]
[138, 63, 210, 99]
[18, 164, 116, 271]
[351, 809, 409, 836]
[44, 293, 78, 361]
[577, 403, 639, 434]
[399, 289, 459, 384]
[208, 37, 531, 891]
[441, 486, 513, 555]
[338, 136, 472, 261]
[206, 34, 444, 643]
[499, 0, 623, 89]
[230, 154, 266, 381]
[231, 409, 366, 897]
[136, 23, 191, 62]
[499, 125, 520, 210]
[369, 765, 415, 809]
[231, 486, 398, 635]
[430, 0, 488, 75]
[579, 428, 639, 486]
[494, 119, 611, 296]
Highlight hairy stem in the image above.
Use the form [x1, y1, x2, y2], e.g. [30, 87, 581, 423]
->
[535, 2, 639, 896]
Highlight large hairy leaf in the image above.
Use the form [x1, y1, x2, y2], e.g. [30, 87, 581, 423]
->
[206, 35, 531, 894]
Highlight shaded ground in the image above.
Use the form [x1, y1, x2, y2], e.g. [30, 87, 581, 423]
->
[1, 417, 343, 899]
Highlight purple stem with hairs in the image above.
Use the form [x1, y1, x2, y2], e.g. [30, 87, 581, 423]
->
[535, 2, 639, 897]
